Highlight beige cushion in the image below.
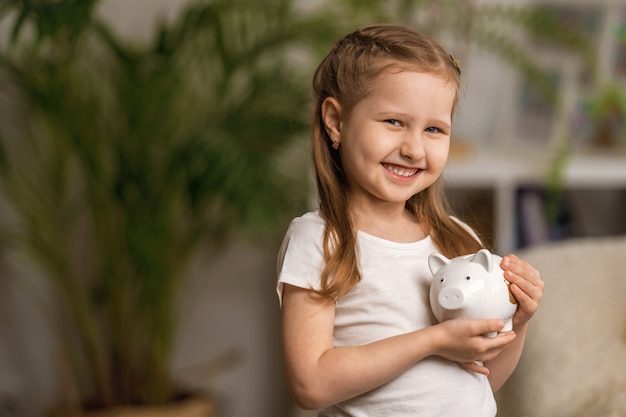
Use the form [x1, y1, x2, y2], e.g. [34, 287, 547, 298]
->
[496, 236, 626, 417]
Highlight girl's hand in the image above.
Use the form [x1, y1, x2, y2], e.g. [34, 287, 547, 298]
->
[433, 319, 517, 375]
[501, 254, 544, 329]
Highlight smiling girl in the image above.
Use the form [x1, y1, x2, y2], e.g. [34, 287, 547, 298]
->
[277, 24, 543, 416]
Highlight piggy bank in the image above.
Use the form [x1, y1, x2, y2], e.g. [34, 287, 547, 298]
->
[428, 249, 518, 338]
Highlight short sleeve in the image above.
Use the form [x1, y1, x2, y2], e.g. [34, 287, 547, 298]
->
[276, 212, 326, 306]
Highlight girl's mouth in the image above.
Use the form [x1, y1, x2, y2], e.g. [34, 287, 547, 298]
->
[382, 163, 420, 177]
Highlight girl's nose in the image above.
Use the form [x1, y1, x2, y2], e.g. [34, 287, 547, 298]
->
[400, 133, 425, 161]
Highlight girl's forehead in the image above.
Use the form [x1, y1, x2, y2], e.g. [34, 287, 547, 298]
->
[349, 71, 455, 114]
[370, 69, 455, 96]
[365, 64, 459, 103]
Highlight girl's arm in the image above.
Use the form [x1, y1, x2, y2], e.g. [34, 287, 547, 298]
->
[486, 255, 544, 392]
[281, 283, 517, 410]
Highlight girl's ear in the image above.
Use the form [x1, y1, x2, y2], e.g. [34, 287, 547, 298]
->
[321, 97, 343, 138]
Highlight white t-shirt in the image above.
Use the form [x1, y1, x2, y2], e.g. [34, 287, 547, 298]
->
[277, 211, 496, 417]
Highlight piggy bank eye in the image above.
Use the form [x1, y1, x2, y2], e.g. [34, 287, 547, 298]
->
[466, 276, 471, 280]
[440, 277, 445, 283]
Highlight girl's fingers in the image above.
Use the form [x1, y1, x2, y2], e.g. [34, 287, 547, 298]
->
[503, 255, 542, 286]
[500, 256, 544, 327]
[510, 283, 538, 314]
[502, 256, 544, 300]
[461, 361, 490, 376]
[506, 271, 542, 305]
[480, 319, 505, 335]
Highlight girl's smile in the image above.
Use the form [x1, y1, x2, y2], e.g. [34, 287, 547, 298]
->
[381, 162, 422, 180]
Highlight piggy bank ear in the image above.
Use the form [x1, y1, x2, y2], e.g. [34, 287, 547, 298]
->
[471, 249, 494, 272]
[428, 253, 450, 275]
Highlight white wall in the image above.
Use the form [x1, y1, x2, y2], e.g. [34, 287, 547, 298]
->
[173, 242, 291, 417]
[454, 46, 516, 145]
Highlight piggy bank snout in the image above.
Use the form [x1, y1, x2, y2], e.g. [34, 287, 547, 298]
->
[438, 287, 465, 310]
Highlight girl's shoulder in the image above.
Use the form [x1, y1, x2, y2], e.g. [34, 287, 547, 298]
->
[291, 210, 324, 226]
[285, 210, 325, 238]
[280, 210, 326, 253]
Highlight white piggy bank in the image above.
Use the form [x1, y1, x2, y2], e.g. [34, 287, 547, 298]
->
[428, 249, 518, 338]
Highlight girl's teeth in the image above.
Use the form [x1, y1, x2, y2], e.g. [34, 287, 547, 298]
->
[384, 164, 418, 177]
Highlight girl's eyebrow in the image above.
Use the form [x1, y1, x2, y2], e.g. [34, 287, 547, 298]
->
[430, 119, 451, 131]
[373, 110, 412, 120]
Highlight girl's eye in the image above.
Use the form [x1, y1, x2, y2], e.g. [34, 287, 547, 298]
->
[425, 126, 441, 133]
[385, 119, 402, 127]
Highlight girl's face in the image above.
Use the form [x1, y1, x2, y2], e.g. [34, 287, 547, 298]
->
[325, 69, 454, 213]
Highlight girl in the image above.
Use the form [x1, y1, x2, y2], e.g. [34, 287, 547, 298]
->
[277, 24, 543, 416]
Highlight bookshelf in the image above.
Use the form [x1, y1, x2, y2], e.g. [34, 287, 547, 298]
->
[443, 150, 626, 254]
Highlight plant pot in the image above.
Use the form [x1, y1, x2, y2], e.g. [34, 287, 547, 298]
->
[47, 395, 217, 417]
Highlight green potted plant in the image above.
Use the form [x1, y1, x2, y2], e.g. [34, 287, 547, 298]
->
[0, 0, 331, 414]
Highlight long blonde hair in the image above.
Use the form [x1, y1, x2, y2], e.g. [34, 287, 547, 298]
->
[311, 24, 484, 300]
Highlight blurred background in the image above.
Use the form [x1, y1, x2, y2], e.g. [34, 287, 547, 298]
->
[0, 1, 624, 417]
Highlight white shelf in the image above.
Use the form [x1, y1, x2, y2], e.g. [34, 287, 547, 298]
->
[443, 150, 626, 253]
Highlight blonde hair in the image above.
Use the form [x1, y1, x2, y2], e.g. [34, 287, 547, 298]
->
[311, 24, 484, 300]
